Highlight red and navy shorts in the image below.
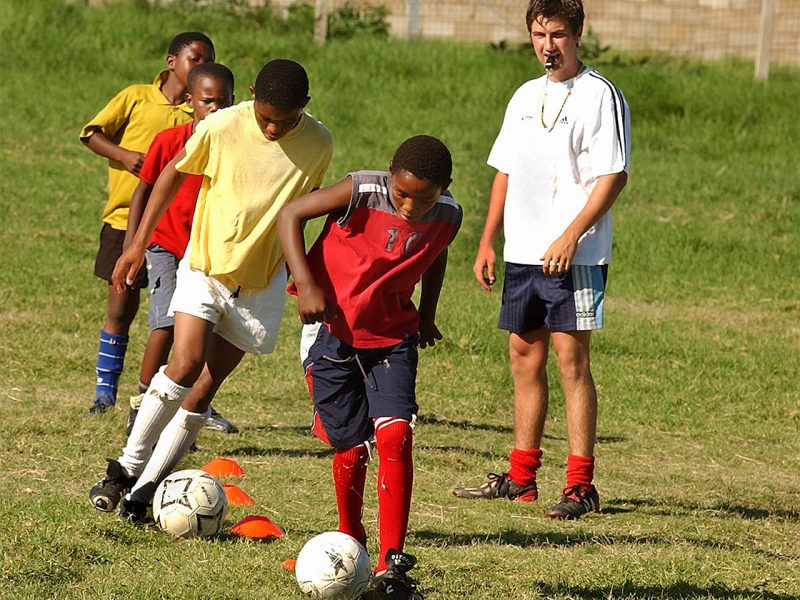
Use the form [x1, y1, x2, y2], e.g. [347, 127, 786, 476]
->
[498, 262, 608, 334]
[303, 325, 419, 449]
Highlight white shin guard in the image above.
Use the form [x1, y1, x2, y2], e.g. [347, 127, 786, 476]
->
[118, 366, 191, 477]
[129, 407, 210, 500]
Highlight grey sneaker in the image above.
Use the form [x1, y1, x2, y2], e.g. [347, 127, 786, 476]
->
[204, 407, 238, 433]
[89, 459, 136, 512]
[546, 484, 600, 519]
[451, 472, 538, 503]
[373, 549, 423, 600]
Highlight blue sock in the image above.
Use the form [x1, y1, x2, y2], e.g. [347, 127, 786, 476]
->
[94, 330, 128, 405]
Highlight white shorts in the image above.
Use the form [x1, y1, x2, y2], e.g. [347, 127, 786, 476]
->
[168, 256, 287, 355]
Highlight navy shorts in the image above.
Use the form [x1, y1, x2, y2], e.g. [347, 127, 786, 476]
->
[303, 325, 419, 449]
[498, 262, 609, 333]
[94, 223, 148, 288]
[145, 244, 179, 330]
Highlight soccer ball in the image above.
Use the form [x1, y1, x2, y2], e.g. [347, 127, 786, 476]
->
[152, 468, 227, 538]
[295, 531, 371, 599]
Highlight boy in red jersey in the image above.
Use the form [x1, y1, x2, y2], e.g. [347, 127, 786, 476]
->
[88, 63, 235, 513]
[278, 135, 462, 600]
[123, 63, 238, 438]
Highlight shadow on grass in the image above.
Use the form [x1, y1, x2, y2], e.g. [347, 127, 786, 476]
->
[533, 581, 794, 600]
[418, 413, 513, 433]
[412, 528, 794, 561]
[608, 497, 800, 522]
[225, 445, 335, 458]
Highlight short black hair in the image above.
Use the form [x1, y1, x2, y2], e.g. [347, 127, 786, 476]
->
[168, 31, 215, 57]
[526, 0, 584, 34]
[187, 63, 235, 95]
[391, 135, 453, 188]
[253, 59, 309, 111]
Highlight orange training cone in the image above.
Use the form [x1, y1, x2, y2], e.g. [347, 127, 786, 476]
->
[222, 483, 255, 506]
[229, 515, 285, 540]
[202, 457, 246, 478]
[281, 559, 297, 570]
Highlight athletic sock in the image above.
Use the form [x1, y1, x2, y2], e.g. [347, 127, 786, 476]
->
[129, 407, 209, 502]
[117, 366, 190, 477]
[508, 447, 543, 486]
[566, 454, 595, 488]
[374, 418, 413, 572]
[94, 330, 128, 405]
[333, 444, 370, 546]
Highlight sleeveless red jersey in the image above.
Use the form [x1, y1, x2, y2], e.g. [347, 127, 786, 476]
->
[289, 170, 462, 348]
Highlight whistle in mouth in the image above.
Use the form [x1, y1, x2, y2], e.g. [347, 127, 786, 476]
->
[545, 55, 556, 70]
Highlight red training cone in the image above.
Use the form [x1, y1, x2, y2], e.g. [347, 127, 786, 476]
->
[202, 457, 246, 478]
[222, 483, 255, 506]
[229, 515, 285, 540]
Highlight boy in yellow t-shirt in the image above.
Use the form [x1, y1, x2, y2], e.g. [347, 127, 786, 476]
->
[88, 60, 334, 521]
[80, 32, 215, 418]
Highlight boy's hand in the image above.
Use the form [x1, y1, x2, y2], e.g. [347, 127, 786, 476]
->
[418, 320, 442, 349]
[112, 244, 145, 293]
[473, 244, 497, 291]
[120, 149, 146, 176]
[297, 283, 337, 324]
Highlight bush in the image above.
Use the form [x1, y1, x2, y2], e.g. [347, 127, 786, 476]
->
[327, 3, 390, 40]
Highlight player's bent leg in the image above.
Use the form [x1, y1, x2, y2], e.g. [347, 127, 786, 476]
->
[127, 327, 174, 435]
[164, 311, 215, 387]
[117, 366, 192, 477]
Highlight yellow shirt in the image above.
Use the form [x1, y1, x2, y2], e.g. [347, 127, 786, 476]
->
[176, 101, 334, 290]
[79, 71, 193, 230]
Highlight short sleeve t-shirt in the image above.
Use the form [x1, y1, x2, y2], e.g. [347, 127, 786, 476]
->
[79, 71, 193, 230]
[176, 101, 334, 290]
[288, 171, 463, 348]
[488, 67, 630, 265]
[138, 121, 200, 260]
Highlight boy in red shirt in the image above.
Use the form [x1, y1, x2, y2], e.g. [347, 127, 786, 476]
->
[90, 63, 235, 513]
[278, 135, 462, 600]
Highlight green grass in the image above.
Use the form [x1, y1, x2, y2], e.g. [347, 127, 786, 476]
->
[1, 1, 799, 598]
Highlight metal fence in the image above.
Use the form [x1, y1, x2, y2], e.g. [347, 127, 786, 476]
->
[278, 0, 800, 73]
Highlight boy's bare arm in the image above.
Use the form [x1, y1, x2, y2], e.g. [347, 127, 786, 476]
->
[418, 247, 449, 349]
[277, 176, 353, 324]
[84, 131, 145, 175]
[123, 180, 154, 249]
[112, 150, 187, 291]
[474, 171, 508, 291]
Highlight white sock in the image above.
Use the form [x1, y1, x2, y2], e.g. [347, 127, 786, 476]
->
[129, 407, 210, 500]
[117, 366, 190, 477]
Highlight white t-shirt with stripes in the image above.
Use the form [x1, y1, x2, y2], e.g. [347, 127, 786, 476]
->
[488, 67, 630, 266]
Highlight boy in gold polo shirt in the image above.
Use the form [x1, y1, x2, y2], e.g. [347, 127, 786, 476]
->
[88, 59, 334, 521]
[80, 32, 215, 418]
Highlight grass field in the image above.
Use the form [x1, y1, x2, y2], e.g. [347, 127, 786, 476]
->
[1, 1, 799, 598]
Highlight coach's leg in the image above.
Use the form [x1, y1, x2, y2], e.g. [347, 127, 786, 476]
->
[552, 330, 596, 459]
[510, 328, 551, 451]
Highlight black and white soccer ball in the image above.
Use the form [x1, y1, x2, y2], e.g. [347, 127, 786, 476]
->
[295, 531, 371, 599]
[152, 468, 227, 538]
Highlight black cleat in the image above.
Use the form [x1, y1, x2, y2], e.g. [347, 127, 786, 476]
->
[451, 472, 538, 503]
[373, 549, 423, 599]
[546, 484, 600, 519]
[82, 395, 115, 418]
[89, 459, 136, 512]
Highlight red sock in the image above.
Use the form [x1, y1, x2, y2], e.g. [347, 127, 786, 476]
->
[508, 447, 542, 486]
[374, 418, 413, 572]
[566, 454, 595, 488]
[333, 445, 369, 546]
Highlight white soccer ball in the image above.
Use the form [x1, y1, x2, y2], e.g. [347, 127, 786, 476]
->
[295, 531, 372, 599]
[152, 468, 227, 538]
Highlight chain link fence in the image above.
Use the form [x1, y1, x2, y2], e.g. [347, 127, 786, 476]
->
[271, 0, 799, 69]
